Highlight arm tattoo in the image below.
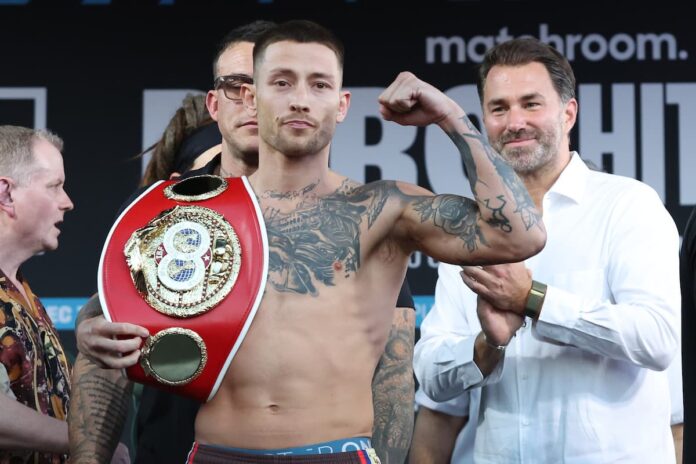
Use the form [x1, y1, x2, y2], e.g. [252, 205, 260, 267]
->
[68, 354, 131, 464]
[263, 181, 394, 296]
[481, 141, 541, 230]
[372, 308, 415, 464]
[411, 194, 486, 252]
[447, 117, 542, 232]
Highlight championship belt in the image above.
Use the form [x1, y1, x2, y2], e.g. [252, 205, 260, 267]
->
[98, 175, 268, 402]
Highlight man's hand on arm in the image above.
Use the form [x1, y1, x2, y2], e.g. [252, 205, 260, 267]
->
[372, 307, 415, 464]
[460, 263, 533, 317]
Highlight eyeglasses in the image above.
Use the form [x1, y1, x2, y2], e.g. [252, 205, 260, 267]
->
[213, 74, 253, 100]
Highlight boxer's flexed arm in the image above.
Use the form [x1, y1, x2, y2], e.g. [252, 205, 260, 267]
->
[379, 72, 546, 265]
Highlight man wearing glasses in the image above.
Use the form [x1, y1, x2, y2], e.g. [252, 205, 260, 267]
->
[70, 20, 416, 464]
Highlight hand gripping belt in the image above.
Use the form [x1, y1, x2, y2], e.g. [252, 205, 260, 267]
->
[98, 175, 268, 402]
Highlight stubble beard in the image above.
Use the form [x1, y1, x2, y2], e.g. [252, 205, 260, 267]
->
[493, 122, 563, 175]
[267, 123, 334, 158]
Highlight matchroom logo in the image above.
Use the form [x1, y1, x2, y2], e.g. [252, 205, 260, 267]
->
[426, 24, 687, 63]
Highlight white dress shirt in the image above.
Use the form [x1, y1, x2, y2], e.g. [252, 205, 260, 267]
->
[414, 153, 681, 463]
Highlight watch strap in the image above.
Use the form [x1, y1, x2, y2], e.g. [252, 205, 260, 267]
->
[524, 280, 547, 319]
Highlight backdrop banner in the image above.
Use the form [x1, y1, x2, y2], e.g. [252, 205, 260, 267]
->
[1, 2, 692, 334]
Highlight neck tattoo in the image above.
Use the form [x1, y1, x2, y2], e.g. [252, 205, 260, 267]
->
[261, 179, 320, 200]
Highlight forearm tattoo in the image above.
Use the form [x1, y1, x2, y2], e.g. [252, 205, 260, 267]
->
[69, 354, 131, 464]
[371, 308, 415, 464]
[447, 116, 542, 232]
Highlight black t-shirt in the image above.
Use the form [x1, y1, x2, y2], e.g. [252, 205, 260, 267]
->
[133, 156, 414, 463]
[681, 206, 696, 462]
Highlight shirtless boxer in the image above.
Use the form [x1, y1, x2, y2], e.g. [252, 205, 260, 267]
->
[71, 20, 545, 463]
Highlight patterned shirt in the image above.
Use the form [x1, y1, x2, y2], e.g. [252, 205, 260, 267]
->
[0, 268, 71, 464]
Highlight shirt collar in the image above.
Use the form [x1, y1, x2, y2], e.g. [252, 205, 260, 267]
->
[546, 151, 589, 205]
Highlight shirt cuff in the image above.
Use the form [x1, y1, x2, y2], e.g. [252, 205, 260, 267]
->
[533, 284, 582, 343]
[419, 334, 506, 401]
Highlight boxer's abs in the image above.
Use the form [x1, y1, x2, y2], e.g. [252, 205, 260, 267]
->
[193, 297, 384, 449]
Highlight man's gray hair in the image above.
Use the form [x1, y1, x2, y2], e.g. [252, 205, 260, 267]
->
[0, 125, 63, 184]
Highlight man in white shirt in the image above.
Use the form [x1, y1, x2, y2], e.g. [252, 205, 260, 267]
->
[413, 37, 680, 463]
[410, 262, 684, 463]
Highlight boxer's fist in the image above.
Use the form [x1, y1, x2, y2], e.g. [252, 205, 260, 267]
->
[378, 72, 463, 127]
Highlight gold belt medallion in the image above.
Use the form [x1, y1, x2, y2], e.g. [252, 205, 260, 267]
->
[124, 204, 242, 318]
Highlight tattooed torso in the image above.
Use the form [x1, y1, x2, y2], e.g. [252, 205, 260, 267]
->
[262, 178, 396, 296]
[197, 173, 481, 450]
[196, 176, 419, 450]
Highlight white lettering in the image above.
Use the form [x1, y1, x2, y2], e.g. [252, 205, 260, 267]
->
[581, 34, 608, 61]
[578, 84, 636, 177]
[426, 36, 465, 64]
[609, 33, 636, 61]
[426, 256, 439, 269]
[425, 24, 685, 64]
[665, 83, 696, 204]
[45, 305, 73, 325]
[640, 84, 666, 201]
[409, 252, 422, 269]
[564, 34, 583, 61]
[637, 33, 678, 60]
[341, 442, 360, 452]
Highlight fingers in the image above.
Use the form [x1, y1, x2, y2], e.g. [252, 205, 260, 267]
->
[79, 316, 148, 338]
[378, 71, 420, 117]
[88, 335, 143, 354]
[91, 348, 141, 370]
[76, 316, 148, 369]
[459, 266, 492, 293]
[90, 319, 149, 338]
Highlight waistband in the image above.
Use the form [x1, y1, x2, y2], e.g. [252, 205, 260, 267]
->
[206, 437, 372, 455]
[187, 441, 381, 464]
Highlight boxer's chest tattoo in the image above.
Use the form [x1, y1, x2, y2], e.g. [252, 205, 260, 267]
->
[261, 180, 395, 296]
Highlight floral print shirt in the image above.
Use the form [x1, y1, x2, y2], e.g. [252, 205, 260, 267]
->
[0, 268, 71, 464]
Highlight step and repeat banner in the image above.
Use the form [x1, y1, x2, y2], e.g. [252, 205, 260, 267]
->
[0, 2, 693, 342]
